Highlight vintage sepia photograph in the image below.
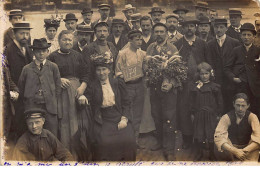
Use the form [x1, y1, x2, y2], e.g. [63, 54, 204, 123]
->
[0, 0, 260, 166]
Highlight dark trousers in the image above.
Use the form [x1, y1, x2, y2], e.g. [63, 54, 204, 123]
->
[126, 79, 145, 141]
[150, 86, 177, 155]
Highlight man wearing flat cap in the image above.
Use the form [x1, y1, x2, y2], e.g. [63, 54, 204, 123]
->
[44, 18, 60, 53]
[73, 25, 94, 53]
[93, 4, 112, 29]
[165, 14, 183, 44]
[226, 8, 243, 43]
[122, 4, 136, 34]
[80, 7, 94, 29]
[107, 18, 128, 51]
[174, 16, 209, 150]
[13, 108, 73, 161]
[254, 13, 260, 48]
[4, 9, 24, 47]
[194, 1, 209, 20]
[148, 7, 165, 25]
[207, 18, 240, 113]
[115, 30, 146, 148]
[4, 21, 34, 139]
[197, 16, 213, 42]
[224, 23, 260, 120]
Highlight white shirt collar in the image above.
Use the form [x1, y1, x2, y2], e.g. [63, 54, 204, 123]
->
[98, 18, 108, 23]
[216, 34, 226, 40]
[184, 35, 196, 45]
[143, 33, 151, 43]
[83, 21, 91, 26]
[58, 49, 70, 54]
[35, 59, 46, 66]
[100, 78, 110, 85]
[168, 31, 177, 36]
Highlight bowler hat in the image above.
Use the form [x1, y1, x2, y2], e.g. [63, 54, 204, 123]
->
[44, 18, 60, 28]
[240, 23, 256, 35]
[122, 4, 136, 12]
[13, 21, 32, 29]
[29, 38, 51, 49]
[148, 7, 165, 14]
[81, 7, 93, 15]
[76, 25, 93, 33]
[64, 13, 78, 22]
[166, 14, 179, 21]
[24, 108, 46, 119]
[9, 9, 23, 16]
[173, 5, 189, 14]
[198, 16, 211, 24]
[98, 3, 110, 10]
[179, 16, 200, 25]
[194, 1, 209, 9]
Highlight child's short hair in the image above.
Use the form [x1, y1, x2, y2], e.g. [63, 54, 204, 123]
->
[195, 62, 215, 81]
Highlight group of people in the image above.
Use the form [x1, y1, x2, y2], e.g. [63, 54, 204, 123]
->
[2, 0, 260, 162]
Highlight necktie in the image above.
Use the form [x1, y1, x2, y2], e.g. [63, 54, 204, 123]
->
[40, 63, 43, 71]
[217, 39, 222, 47]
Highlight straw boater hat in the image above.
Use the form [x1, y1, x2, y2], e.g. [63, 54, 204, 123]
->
[24, 108, 46, 119]
[29, 38, 51, 49]
[64, 13, 78, 22]
[166, 14, 179, 21]
[194, 1, 209, 9]
[179, 16, 200, 26]
[173, 5, 189, 14]
[76, 25, 93, 33]
[8, 9, 23, 16]
[81, 7, 93, 15]
[130, 13, 142, 22]
[240, 23, 256, 35]
[148, 7, 165, 14]
[229, 8, 244, 16]
[98, 3, 111, 10]
[13, 21, 32, 29]
[122, 4, 136, 12]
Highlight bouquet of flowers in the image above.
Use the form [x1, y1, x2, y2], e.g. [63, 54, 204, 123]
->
[145, 53, 188, 89]
[90, 51, 113, 65]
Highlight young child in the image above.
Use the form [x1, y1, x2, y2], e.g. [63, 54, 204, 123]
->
[18, 38, 61, 137]
[190, 62, 223, 161]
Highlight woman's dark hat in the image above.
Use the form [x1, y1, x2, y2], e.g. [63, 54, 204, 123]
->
[81, 7, 93, 14]
[240, 23, 256, 35]
[173, 5, 189, 14]
[29, 38, 51, 49]
[64, 13, 78, 22]
[25, 108, 46, 119]
[148, 7, 165, 14]
[9, 9, 23, 16]
[44, 18, 60, 28]
[13, 21, 32, 29]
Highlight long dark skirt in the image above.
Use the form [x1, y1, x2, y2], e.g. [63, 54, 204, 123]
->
[95, 107, 136, 161]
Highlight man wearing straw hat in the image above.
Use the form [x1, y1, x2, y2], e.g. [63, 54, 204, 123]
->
[122, 4, 136, 34]
[4, 9, 24, 47]
[148, 7, 165, 25]
[194, 1, 209, 20]
[73, 25, 94, 53]
[93, 3, 112, 29]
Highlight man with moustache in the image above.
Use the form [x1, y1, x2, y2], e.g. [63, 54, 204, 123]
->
[130, 13, 142, 32]
[207, 18, 240, 113]
[107, 18, 128, 51]
[173, 5, 189, 35]
[4, 21, 34, 139]
[73, 25, 94, 53]
[197, 16, 213, 42]
[254, 13, 260, 48]
[79, 7, 94, 29]
[226, 9, 243, 43]
[194, 1, 209, 20]
[165, 14, 183, 44]
[148, 7, 165, 25]
[93, 4, 112, 29]
[122, 4, 136, 34]
[146, 23, 179, 161]
[115, 30, 146, 148]
[64, 13, 78, 33]
[174, 16, 208, 149]
[140, 16, 155, 51]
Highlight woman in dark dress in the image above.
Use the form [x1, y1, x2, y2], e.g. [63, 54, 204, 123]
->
[48, 30, 91, 161]
[87, 53, 136, 161]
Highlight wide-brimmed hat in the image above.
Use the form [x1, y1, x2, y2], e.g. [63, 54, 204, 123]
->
[240, 23, 256, 35]
[130, 13, 142, 22]
[198, 16, 211, 24]
[179, 16, 200, 25]
[166, 14, 179, 21]
[122, 4, 136, 12]
[148, 7, 165, 14]
[194, 1, 209, 9]
[9, 9, 23, 16]
[76, 25, 94, 33]
[98, 3, 111, 10]
[173, 5, 189, 14]
[44, 18, 60, 28]
[112, 18, 125, 25]
[13, 21, 32, 29]
[214, 18, 228, 25]
[24, 108, 46, 119]
[29, 38, 51, 49]
[81, 7, 93, 15]
[229, 8, 243, 16]
[64, 13, 78, 22]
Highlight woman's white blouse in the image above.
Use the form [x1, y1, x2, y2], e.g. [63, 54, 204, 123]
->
[101, 79, 116, 108]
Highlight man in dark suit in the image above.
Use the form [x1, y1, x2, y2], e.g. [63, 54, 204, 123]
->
[197, 16, 213, 42]
[122, 4, 136, 34]
[165, 14, 183, 44]
[73, 25, 94, 53]
[140, 16, 155, 51]
[107, 18, 128, 51]
[173, 5, 189, 35]
[226, 9, 243, 43]
[79, 7, 94, 30]
[4, 9, 23, 47]
[93, 4, 113, 29]
[207, 18, 240, 113]
[224, 23, 260, 119]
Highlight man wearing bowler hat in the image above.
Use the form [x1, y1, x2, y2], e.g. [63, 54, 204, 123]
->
[174, 16, 209, 150]
[194, 1, 209, 20]
[173, 5, 189, 35]
[18, 38, 61, 137]
[4, 9, 24, 47]
[64, 13, 78, 33]
[13, 108, 73, 161]
[122, 4, 136, 34]
[80, 7, 94, 29]
[93, 4, 112, 29]
[148, 7, 165, 25]
[207, 18, 240, 113]
[197, 16, 213, 42]
[107, 18, 128, 51]
[73, 25, 94, 53]
[165, 14, 183, 44]
[224, 23, 260, 119]
[226, 8, 244, 43]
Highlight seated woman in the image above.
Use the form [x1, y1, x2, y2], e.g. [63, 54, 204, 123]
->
[214, 93, 260, 161]
[87, 53, 136, 161]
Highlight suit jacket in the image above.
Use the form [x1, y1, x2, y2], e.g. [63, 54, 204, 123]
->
[79, 21, 94, 30]
[107, 34, 128, 51]
[82, 40, 118, 80]
[167, 31, 183, 45]
[141, 34, 156, 51]
[226, 26, 243, 43]
[224, 45, 260, 97]
[18, 60, 61, 114]
[4, 27, 15, 47]
[86, 77, 131, 125]
[4, 41, 33, 85]
[207, 35, 240, 86]
[122, 20, 132, 35]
